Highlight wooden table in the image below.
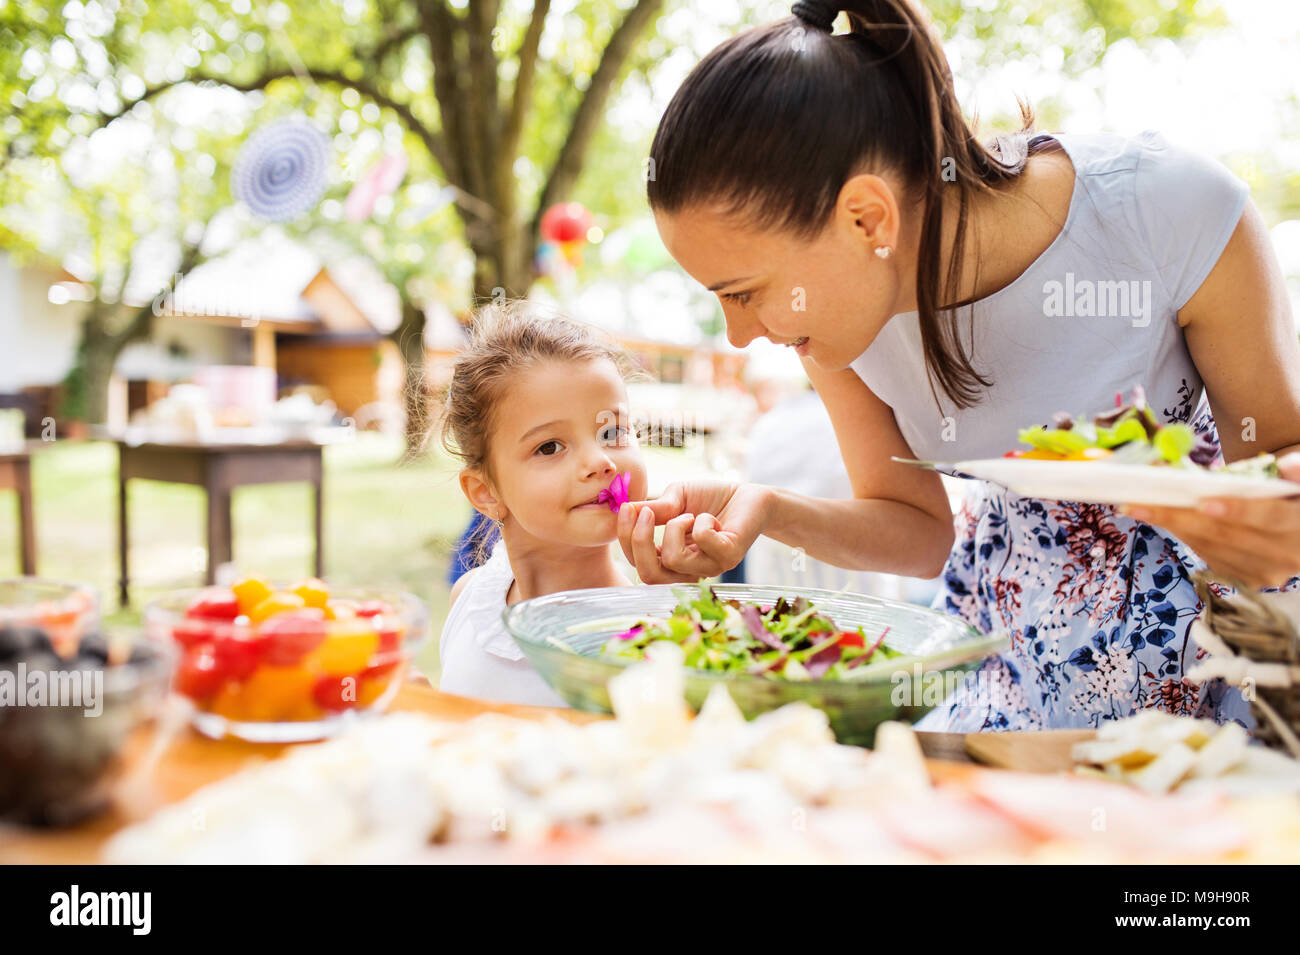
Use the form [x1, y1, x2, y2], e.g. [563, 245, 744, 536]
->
[0, 681, 600, 864]
[0, 679, 1025, 864]
[0, 445, 36, 575]
[116, 440, 324, 606]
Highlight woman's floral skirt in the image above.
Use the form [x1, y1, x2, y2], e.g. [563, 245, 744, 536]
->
[915, 479, 1300, 733]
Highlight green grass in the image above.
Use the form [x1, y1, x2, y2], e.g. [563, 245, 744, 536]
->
[0, 435, 471, 681]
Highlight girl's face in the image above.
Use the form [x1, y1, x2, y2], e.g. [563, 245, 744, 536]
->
[653, 174, 911, 371]
[465, 357, 648, 547]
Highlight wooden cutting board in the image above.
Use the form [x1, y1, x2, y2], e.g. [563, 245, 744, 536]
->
[963, 729, 1096, 773]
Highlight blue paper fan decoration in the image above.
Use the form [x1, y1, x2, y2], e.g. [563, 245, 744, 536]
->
[231, 118, 331, 222]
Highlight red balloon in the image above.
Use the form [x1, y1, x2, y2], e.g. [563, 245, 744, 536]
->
[540, 202, 593, 244]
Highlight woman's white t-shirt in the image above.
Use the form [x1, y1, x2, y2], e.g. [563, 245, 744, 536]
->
[437, 538, 569, 708]
[849, 128, 1295, 732]
[851, 128, 1249, 461]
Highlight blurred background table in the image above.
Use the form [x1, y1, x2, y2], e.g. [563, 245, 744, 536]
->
[117, 439, 324, 606]
[0, 444, 36, 576]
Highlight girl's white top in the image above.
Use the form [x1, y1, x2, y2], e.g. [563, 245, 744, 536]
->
[437, 538, 569, 708]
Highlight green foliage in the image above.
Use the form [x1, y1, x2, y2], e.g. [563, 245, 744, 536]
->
[262, 78, 473, 310]
[0, 0, 1274, 310]
[925, 0, 1228, 75]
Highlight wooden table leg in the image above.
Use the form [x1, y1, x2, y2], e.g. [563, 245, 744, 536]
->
[312, 467, 324, 579]
[118, 472, 129, 607]
[205, 483, 233, 586]
[15, 458, 35, 576]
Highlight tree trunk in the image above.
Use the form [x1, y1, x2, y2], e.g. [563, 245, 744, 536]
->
[466, 229, 537, 305]
[80, 337, 117, 426]
[392, 296, 429, 459]
[68, 307, 153, 426]
[65, 242, 203, 427]
[501, 227, 536, 300]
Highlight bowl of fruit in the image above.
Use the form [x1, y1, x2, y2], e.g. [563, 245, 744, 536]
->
[144, 576, 428, 742]
[0, 578, 173, 826]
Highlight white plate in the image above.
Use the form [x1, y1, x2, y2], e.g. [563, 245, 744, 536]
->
[893, 457, 1300, 508]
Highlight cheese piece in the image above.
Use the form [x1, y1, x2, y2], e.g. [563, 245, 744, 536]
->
[1188, 721, 1249, 778]
[1127, 741, 1198, 793]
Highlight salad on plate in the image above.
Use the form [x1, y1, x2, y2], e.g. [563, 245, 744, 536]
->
[1006, 385, 1279, 478]
[891, 385, 1299, 506]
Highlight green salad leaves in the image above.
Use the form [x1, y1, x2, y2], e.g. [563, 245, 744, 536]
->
[599, 585, 901, 681]
[1014, 386, 1280, 477]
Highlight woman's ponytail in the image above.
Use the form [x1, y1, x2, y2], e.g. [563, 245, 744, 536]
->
[839, 0, 1037, 410]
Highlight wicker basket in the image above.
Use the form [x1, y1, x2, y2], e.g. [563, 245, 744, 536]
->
[1192, 569, 1300, 756]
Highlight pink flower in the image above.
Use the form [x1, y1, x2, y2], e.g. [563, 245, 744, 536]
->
[595, 471, 631, 513]
[616, 624, 644, 641]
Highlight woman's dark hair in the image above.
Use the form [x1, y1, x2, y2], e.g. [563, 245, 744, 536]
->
[647, 0, 1053, 411]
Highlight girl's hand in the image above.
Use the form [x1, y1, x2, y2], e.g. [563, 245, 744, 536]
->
[616, 481, 773, 584]
[1119, 452, 1300, 590]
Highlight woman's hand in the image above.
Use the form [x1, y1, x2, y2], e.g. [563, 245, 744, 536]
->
[616, 481, 774, 584]
[1119, 452, 1300, 590]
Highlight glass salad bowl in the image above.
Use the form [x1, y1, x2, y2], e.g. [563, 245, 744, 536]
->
[144, 579, 429, 743]
[501, 583, 1007, 746]
[0, 577, 98, 654]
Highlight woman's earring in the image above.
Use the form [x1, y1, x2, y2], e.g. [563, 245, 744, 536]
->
[874, 245, 893, 260]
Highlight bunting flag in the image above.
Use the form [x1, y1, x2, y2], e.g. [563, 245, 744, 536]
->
[344, 150, 409, 222]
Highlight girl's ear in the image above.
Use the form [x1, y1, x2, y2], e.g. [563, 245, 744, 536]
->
[460, 468, 505, 521]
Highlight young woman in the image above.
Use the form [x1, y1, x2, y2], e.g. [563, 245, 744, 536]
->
[616, 0, 1300, 731]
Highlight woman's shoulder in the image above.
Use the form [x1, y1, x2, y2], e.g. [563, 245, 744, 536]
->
[1053, 128, 1246, 213]
[1046, 129, 1248, 302]
[1114, 130, 1247, 307]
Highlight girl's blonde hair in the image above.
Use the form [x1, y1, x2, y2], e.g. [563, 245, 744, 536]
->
[436, 299, 647, 565]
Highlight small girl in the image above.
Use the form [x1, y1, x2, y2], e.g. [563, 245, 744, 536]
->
[434, 300, 658, 706]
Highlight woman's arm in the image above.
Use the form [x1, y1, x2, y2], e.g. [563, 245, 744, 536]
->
[1180, 200, 1300, 461]
[761, 358, 955, 578]
[616, 365, 955, 583]
[1119, 199, 1300, 589]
